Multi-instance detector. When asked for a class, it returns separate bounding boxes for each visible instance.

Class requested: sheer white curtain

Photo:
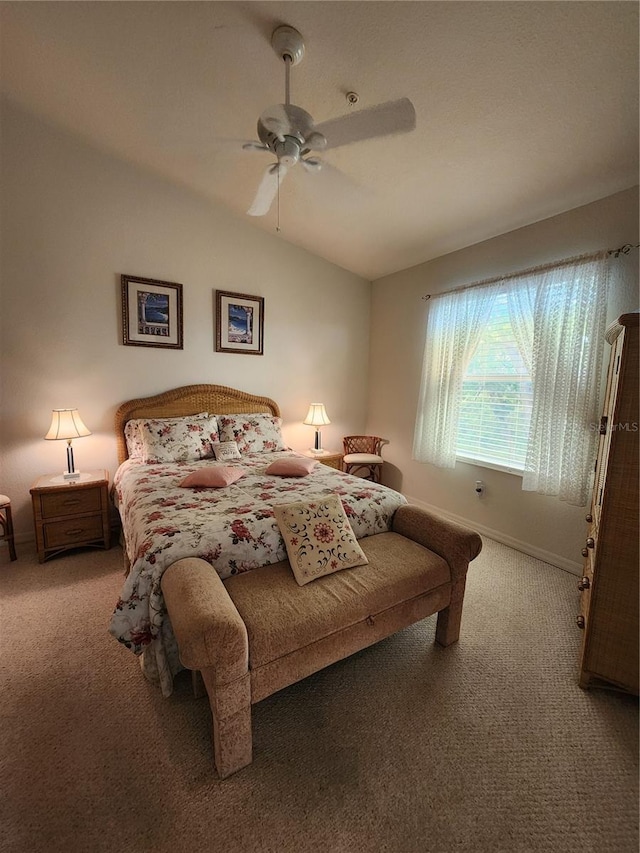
[413,252,609,505]
[506,278,535,371]
[522,255,609,505]
[413,283,499,467]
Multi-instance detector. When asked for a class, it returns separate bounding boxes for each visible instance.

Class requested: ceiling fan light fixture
[273,136,301,167]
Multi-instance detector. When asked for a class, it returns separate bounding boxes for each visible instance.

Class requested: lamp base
[308,448,328,456]
[63,470,81,481]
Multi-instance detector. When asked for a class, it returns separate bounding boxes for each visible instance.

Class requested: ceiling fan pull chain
[276,164,281,232]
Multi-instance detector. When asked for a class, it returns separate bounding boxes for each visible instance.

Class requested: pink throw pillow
[265,457,317,477]
[179,466,245,489]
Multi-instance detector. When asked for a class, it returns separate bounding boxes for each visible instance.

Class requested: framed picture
[121,274,183,349]
[215,290,264,356]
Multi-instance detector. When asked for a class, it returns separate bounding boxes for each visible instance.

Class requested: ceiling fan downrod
[272,25,304,107]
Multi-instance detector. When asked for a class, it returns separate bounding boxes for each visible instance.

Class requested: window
[412,252,609,505]
[456,292,532,471]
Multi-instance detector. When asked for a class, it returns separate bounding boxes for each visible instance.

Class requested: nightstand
[302,450,343,471]
[30,469,111,563]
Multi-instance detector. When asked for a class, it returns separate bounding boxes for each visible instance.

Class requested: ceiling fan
[243,25,417,217]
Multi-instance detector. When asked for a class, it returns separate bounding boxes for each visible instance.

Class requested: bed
[109,384,408,696]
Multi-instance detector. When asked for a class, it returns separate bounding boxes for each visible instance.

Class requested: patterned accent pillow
[212,441,242,461]
[125,413,209,459]
[273,494,368,586]
[217,413,286,454]
[139,415,220,464]
[179,466,245,488]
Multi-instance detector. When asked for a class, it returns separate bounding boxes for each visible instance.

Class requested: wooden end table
[302,450,344,471]
[30,469,111,563]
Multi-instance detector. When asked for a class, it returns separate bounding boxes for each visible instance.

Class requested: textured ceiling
[1,1,638,280]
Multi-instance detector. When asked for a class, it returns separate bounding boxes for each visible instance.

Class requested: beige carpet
[0,537,637,853]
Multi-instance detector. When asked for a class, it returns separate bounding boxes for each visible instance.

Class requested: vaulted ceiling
[1,2,638,279]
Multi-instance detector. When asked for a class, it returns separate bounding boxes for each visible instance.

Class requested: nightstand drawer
[43,514,105,549]
[40,487,102,519]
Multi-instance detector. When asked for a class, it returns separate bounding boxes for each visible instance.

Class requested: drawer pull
[578,576,590,591]
[586,537,595,549]
[65,528,84,536]
[585,513,593,523]
[576,615,585,629]
[581,548,589,558]
[62,499,82,507]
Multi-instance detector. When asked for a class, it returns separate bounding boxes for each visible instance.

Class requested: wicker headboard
[114,384,281,464]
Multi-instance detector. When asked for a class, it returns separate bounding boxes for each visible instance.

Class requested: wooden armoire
[577,311,639,694]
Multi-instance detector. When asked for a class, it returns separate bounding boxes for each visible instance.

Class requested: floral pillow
[139,415,220,464]
[217,413,286,454]
[125,412,209,459]
[124,419,146,459]
[273,494,368,586]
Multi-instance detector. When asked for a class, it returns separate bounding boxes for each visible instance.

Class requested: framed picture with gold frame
[215,290,264,356]
[121,274,183,349]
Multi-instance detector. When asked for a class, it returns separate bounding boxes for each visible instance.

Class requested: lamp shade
[303,403,331,427]
[44,409,92,441]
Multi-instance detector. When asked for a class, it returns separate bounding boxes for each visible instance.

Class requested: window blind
[456,292,532,468]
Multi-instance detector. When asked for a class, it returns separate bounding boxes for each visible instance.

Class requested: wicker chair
[342,436,388,483]
[0,495,17,561]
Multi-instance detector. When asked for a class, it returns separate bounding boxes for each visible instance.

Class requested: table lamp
[303,403,331,453]
[44,408,91,480]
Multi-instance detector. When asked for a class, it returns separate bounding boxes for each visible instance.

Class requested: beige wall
[368,187,639,571]
[2,103,637,570]
[0,104,371,540]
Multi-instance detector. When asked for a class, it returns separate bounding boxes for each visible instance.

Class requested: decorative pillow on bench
[273,494,368,585]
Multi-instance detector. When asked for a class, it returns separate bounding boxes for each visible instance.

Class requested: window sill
[456,454,524,477]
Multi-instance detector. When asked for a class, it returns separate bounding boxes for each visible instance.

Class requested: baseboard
[403,495,582,576]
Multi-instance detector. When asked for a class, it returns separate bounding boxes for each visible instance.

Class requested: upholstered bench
[162,505,482,778]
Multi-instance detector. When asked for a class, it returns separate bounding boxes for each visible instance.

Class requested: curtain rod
[421,244,639,301]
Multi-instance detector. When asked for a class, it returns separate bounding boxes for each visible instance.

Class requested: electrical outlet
[475,480,484,497]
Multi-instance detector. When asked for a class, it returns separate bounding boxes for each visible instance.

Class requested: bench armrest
[161,557,248,684]
[392,505,482,582]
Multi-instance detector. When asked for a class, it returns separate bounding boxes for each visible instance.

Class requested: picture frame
[215,290,264,356]
[121,274,183,349]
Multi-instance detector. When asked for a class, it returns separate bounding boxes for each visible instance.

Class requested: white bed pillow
[217,413,286,454]
[139,415,220,463]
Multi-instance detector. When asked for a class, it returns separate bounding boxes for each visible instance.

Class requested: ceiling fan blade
[242,141,270,152]
[314,98,416,150]
[247,163,288,217]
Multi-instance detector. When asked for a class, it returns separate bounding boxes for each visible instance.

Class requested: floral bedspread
[109,451,407,695]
